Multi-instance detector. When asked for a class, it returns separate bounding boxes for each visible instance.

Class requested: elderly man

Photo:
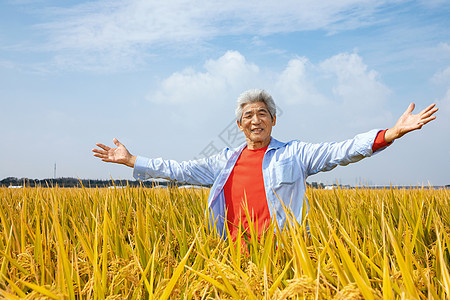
[93,89,438,239]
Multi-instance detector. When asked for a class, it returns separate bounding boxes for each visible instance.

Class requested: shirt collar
[267,137,286,150]
[235,136,286,153]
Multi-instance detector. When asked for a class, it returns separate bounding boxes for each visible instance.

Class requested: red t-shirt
[224,129,390,240]
[224,146,270,240]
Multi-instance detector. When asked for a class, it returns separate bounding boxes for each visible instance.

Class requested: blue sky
[1,0,449,186]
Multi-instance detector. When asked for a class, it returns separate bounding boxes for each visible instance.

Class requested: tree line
[1,177,326,189]
[0,177,179,188]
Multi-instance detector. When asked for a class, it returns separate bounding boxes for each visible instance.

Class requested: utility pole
[54,163,56,179]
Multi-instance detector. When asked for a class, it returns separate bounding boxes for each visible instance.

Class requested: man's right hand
[92,138,136,168]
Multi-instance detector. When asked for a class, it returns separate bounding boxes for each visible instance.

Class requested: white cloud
[275,57,329,105]
[148,51,260,104]
[431,66,450,85]
[273,52,392,131]
[41,0,393,49]
[31,0,397,70]
[319,52,391,111]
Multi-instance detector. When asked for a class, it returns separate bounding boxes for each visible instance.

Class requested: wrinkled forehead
[242,101,269,114]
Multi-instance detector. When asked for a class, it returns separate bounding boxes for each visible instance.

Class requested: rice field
[0,185,449,299]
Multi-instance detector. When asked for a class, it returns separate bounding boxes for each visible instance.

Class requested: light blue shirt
[133,129,389,237]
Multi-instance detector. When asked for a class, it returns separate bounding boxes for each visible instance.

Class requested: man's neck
[246,137,271,150]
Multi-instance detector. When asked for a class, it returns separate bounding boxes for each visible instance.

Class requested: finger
[419,103,436,115]
[418,115,437,126]
[96,143,111,151]
[93,153,108,159]
[92,148,107,155]
[113,138,122,147]
[420,106,438,118]
[405,102,415,115]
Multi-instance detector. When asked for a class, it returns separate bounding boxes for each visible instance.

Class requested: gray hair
[235,89,276,123]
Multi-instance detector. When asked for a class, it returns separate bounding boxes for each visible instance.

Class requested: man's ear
[237,120,244,131]
[272,115,277,126]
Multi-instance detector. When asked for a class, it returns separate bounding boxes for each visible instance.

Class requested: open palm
[385,103,438,142]
[92,138,136,167]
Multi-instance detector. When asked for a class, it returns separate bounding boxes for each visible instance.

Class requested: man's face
[238,101,276,149]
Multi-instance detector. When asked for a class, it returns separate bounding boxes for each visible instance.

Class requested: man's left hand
[384,103,438,143]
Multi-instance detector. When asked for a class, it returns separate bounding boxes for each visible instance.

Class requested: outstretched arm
[93,138,220,185]
[384,103,438,143]
[92,138,136,168]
